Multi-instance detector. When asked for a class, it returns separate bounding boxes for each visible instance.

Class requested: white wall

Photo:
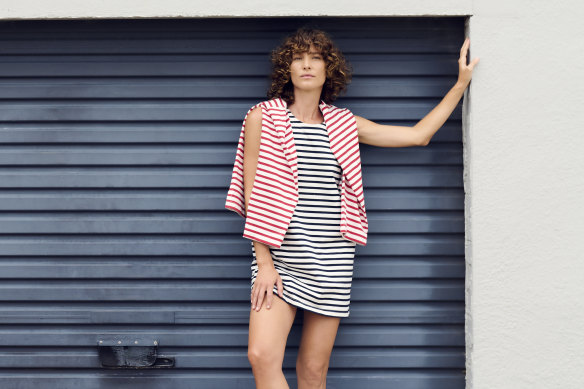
[0,1,471,19]
[466,1,584,388]
[1,1,583,388]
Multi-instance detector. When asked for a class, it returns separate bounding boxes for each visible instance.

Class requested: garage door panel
[0,16,465,388]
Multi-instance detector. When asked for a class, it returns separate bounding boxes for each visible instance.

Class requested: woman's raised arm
[357,37,479,148]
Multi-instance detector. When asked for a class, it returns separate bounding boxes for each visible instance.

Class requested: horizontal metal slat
[0,324,464,346]
[0,235,464,255]
[0,303,464,325]
[0,166,463,187]
[0,347,464,369]
[0,144,461,165]
[0,371,464,389]
[0,188,463,211]
[0,54,457,77]
[0,122,461,143]
[0,100,460,121]
[0,279,464,302]
[0,256,463,279]
[0,212,463,234]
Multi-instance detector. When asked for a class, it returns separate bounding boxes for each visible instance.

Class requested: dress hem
[249,283,350,318]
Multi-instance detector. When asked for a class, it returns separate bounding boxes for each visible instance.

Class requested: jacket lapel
[319,100,350,185]
[270,97,296,194]
[272,97,349,194]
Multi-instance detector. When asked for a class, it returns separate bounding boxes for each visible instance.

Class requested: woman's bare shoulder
[247,105,263,121]
[244,106,263,140]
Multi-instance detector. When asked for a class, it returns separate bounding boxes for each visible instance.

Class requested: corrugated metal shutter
[0,17,465,388]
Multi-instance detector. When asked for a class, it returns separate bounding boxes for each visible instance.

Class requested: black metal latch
[97,336,175,368]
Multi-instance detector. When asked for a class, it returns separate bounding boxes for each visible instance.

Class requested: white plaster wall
[467,1,584,388]
[0,1,471,19]
[1,1,583,388]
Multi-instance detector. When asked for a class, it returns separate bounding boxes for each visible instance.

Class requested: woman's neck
[288,93,323,123]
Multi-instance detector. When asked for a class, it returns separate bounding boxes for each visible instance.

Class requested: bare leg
[296,310,341,389]
[248,293,297,389]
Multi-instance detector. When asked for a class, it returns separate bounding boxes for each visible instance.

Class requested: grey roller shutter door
[0,17,465,388]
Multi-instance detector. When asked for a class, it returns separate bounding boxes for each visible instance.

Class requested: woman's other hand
[251,263,284,312]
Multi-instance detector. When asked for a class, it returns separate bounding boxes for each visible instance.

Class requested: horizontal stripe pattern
[225,100,297,248]
[225,97,368,249]
[251,110,357,317]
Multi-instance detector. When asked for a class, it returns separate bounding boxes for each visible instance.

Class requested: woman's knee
[296,357,328,384]
[248,345,283,370]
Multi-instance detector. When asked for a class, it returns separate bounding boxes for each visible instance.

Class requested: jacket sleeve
[241,103,296,249]
[224,102,263,218]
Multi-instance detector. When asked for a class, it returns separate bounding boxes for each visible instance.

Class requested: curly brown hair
[266,26,353,106]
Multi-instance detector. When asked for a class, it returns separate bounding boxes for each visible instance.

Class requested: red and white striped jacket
[225,97,368,249]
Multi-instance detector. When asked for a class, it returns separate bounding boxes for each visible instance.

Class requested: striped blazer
[225,97,368,249]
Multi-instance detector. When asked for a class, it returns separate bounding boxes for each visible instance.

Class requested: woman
[227,27,479,389]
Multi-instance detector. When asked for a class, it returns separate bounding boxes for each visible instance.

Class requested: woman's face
[289,44,326,93]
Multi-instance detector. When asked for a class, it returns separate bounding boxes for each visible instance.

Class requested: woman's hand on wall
[457,37,480,88]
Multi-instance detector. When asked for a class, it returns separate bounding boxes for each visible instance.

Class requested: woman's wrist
[257,256,274,268]
[455,79,469,90]
[257,262,274,269]
[252,240,273,267]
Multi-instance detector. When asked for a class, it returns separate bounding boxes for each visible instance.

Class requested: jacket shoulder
[245,99,275,113]
[327,102,351,114]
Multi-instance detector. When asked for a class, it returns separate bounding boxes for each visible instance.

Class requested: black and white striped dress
[250,108,357,318]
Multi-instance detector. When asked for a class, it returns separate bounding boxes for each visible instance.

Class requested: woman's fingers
[251,284,261,310]
[251,268,282,312]
[255,287,265,312]
[460,37,469,57]
[251,283,265,312]
[251,286,257,309]
[278,276,284,298]
[469,56,480,70]
[456,37,480,86]
[265,288,273,309]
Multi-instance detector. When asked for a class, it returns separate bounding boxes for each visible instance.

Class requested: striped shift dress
[250,108,357,318]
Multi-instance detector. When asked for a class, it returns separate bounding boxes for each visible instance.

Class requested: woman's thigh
[297,310,341,367]
[248,293,298,362]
